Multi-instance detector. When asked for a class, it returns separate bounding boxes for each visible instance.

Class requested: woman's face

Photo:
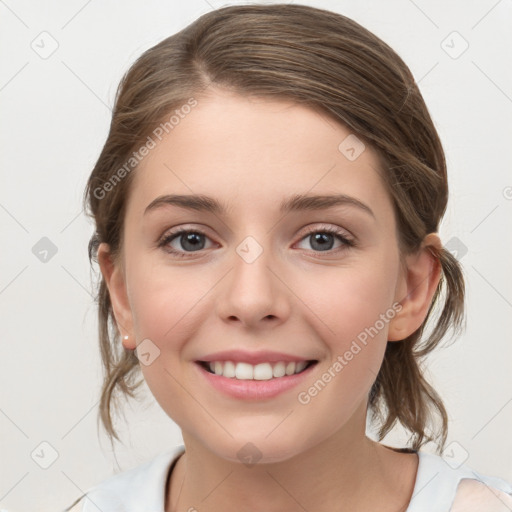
[101,89,419,463]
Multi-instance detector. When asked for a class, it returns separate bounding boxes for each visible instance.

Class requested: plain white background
[1,1,511,510]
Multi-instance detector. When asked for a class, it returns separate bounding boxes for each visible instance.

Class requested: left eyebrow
[280,193,375,218]
[144,193,375,219]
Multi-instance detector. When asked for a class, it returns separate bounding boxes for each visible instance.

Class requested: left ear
[388,233,442,342]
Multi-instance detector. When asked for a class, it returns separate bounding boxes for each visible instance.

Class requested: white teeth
[253,363,273,380]
[235,362,253,380]
[204,360,311,379]
[285,362,295,375]
[272,362,286,378]
[223,360,236,378]
[295,361,307,373]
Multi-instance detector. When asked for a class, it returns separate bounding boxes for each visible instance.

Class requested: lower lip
[195,362,317,400]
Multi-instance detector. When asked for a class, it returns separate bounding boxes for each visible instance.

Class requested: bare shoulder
[450,478,512,512]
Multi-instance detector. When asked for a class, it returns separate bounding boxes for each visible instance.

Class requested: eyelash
[157,225,355,259]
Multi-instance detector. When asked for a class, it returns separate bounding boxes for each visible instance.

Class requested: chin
[203,432,316,467]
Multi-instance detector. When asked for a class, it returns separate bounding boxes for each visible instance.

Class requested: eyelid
[299,223,353,240]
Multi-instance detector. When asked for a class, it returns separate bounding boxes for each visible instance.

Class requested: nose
[216,238,291,329]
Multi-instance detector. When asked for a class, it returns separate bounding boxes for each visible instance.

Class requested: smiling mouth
[197,360,318,380]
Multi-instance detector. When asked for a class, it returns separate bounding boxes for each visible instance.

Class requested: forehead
[127,90,392,222]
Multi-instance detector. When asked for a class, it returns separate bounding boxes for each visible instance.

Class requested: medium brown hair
[84,3,465,454]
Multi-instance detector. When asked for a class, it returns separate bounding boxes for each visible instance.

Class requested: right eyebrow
[144,194,227,216]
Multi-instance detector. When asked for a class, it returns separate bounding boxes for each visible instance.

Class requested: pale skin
[98,88,442,512]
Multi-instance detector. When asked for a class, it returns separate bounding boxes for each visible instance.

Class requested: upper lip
[196,349,316,365]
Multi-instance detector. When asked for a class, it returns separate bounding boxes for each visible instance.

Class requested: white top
[67,444,512,512]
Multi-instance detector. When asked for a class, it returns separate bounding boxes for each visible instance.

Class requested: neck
[166,406,418,512]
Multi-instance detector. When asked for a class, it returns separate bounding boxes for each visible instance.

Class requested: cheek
[297,260,398,350]
[126,250,206,339]
[292,254,399,403]
[128,245,399,362]
[290,265,397,435]
[125,263,211,421]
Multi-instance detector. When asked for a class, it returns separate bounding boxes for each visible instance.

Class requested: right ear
[97,242,136,350]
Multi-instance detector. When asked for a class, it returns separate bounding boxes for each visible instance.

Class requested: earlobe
[388,233,442,342]
[97,242,136,350]
[122,334,134,350]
